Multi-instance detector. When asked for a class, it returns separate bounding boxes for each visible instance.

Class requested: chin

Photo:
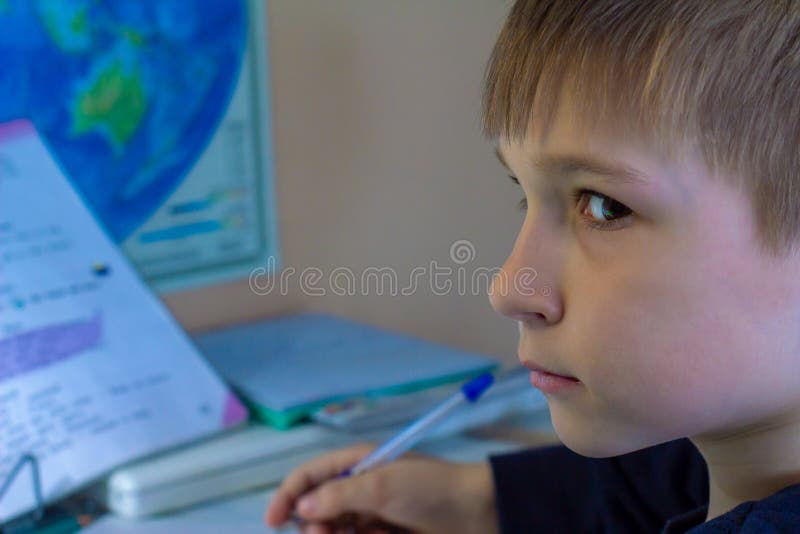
[556,430,631,458]
[547,404,663,458]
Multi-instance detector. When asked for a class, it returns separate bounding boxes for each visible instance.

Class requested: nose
[489,215,563,325]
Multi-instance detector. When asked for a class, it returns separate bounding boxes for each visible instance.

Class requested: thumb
[295,471,391,522]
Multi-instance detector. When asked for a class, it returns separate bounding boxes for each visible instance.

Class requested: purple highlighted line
[0,314,103,383]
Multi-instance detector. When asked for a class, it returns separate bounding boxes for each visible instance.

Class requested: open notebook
[0,120,247,523]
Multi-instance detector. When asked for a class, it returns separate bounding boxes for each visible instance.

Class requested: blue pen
[341,371,495,477]
[287,372,494,529]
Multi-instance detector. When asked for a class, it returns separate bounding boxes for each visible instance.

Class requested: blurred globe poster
[0,0,279,290]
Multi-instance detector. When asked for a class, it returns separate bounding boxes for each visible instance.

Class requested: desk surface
[85,412,558,533]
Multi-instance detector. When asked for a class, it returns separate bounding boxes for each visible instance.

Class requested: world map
[0,0,247,242]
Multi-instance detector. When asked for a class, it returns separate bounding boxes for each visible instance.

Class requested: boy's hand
[264,443,499,534]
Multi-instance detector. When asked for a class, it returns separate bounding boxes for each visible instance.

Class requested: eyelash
[510,176,633,231]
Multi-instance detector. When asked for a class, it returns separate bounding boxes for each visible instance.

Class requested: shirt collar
[661,504,708,533]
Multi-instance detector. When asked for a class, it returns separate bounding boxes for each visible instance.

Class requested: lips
[519,357,579,382]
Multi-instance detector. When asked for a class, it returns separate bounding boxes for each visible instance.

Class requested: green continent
[122,27,145,47]
[73,62,147,146]
[70,8,86,34]
[36,1,92,52]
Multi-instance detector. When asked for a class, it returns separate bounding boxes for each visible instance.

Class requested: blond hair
[483,0,800,254]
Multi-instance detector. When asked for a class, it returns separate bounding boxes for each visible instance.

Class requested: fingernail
[297,495,315,515]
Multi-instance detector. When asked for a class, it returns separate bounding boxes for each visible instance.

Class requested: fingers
[295,468,392,523]
[265,444,375,527]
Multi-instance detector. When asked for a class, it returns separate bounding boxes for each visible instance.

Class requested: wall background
[164,0,522,365]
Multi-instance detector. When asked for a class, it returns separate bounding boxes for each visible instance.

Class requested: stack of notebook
[194,313,499,429]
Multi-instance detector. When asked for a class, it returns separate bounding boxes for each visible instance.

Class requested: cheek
[549,172,800,451]
[563,249,790,436]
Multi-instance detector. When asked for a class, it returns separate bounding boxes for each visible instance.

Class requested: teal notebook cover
[193,313,499,429]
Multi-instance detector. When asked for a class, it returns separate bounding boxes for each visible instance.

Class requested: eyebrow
[495,147,648,185]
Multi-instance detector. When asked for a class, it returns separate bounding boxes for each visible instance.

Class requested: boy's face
[491,99,800,457]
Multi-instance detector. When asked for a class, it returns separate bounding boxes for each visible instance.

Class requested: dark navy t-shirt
[489,439,800,533]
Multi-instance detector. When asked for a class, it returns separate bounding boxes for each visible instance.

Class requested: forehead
[500,94,699,183]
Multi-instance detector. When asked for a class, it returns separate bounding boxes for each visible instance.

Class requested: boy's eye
[508,175,528,212]
[508,177,632,231]
[575,190,632,230]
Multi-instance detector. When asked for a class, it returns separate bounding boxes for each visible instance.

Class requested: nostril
[511,311,547,323]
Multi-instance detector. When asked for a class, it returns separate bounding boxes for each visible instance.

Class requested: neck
[691,408,800,521]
